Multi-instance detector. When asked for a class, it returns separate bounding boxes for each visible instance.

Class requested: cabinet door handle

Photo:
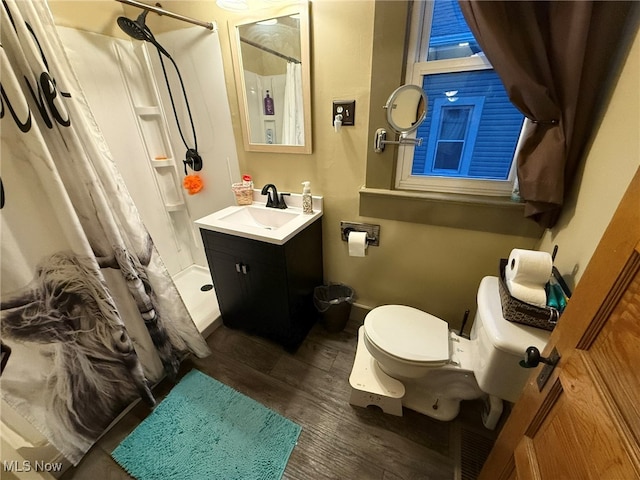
[241,264,248,275]
[235,263,242,273]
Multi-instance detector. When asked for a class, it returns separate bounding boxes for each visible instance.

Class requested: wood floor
[60,315,499,480]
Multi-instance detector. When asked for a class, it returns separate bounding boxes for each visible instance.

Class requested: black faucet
[260,184,289,209]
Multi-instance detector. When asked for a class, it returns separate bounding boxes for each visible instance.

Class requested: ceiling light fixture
[216,0,248,12]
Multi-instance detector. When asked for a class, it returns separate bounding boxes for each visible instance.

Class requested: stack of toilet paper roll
[505,249,553,307]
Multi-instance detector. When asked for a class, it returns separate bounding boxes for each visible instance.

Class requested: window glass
[440,107,470,140]
[428,0,481,61]
[434,142,464,171]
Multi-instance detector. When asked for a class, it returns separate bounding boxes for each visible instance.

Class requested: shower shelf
[115,41,196,271]
[151,159,175,168]
[165,203,186,212]
[135,106,161,116]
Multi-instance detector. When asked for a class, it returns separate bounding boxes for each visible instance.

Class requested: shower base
[172,264,221,338]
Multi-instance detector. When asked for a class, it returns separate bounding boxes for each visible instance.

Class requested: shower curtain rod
[240,37,300,64]
[114,0,215,31]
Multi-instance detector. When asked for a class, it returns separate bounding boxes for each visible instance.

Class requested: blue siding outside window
[411,70,524,180]
[428,0,480,60]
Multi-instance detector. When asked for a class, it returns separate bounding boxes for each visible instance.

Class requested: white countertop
[195,191,323,245]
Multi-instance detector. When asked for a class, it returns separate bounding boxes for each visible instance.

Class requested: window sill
[359,187,544,238]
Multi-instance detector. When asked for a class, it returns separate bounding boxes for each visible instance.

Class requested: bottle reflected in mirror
[264,90,274,115]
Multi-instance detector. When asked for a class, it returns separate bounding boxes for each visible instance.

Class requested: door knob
[519,346,559,368]
[519,346,561,391]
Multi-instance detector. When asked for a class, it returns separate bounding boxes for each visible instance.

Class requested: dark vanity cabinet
[200,218,323,350]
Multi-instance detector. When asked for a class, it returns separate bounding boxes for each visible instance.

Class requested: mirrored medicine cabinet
[228,1,312,154]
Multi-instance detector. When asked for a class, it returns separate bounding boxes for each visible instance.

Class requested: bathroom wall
[48,0,639,330]
[537,26,640,290]
[49,0,127,39]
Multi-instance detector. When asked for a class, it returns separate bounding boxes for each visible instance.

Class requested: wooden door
[480,168,640,480]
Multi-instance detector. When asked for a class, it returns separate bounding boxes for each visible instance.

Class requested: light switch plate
[333,100,355,126]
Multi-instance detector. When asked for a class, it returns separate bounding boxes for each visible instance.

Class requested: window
[424,96,483,176]
[396,0,525,196]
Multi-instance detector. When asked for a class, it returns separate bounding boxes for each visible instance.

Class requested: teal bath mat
[112,370,301,480]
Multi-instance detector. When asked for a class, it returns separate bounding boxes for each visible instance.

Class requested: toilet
[349,276,551,429]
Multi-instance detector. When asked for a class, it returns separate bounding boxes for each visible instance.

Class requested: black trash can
[313,284,354,333]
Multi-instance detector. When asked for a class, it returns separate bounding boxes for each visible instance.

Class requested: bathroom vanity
[196,195,323,350]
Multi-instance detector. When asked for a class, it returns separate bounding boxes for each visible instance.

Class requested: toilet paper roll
[505,249,553,286]
[506,278,548,307]
[348,231,368,257]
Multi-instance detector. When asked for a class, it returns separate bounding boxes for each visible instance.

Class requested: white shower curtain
[0,0,209,464]
[281,62,304,145]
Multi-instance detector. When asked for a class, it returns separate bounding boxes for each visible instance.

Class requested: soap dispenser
[301,181,313,214]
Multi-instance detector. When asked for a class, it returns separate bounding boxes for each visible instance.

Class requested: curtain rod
[114,0,215,31]
[240,37,300,64]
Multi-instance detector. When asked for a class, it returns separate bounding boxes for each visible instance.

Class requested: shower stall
[1,10,239,475]
[58,24,240,336]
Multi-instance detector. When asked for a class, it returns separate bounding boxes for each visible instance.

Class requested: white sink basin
[219,206,298,230]
[195,195,323,245]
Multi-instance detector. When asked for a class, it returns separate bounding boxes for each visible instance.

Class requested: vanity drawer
[200,229,283,267]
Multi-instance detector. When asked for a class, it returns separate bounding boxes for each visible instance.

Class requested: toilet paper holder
[340,221,380,246]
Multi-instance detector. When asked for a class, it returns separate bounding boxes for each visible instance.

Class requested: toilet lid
[364,305,449,364]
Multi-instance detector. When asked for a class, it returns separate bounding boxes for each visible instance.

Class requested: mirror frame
[385,84,427,134]
[228,2,312,154]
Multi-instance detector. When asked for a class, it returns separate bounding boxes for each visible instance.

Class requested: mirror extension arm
[373,128,422,153]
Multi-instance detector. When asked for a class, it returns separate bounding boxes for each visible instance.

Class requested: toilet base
[402,382,462,421]
[481,394,504,430]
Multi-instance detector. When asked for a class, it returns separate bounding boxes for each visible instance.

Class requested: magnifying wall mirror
[229,2,312,154]
[374,84,428,153]
[386,84,427,133]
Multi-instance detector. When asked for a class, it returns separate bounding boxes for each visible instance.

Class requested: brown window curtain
[458,1,639,228]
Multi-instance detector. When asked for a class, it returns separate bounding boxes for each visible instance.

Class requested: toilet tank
[470,276,551,403]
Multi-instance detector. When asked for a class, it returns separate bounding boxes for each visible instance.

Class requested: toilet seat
[364,305,450,366]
